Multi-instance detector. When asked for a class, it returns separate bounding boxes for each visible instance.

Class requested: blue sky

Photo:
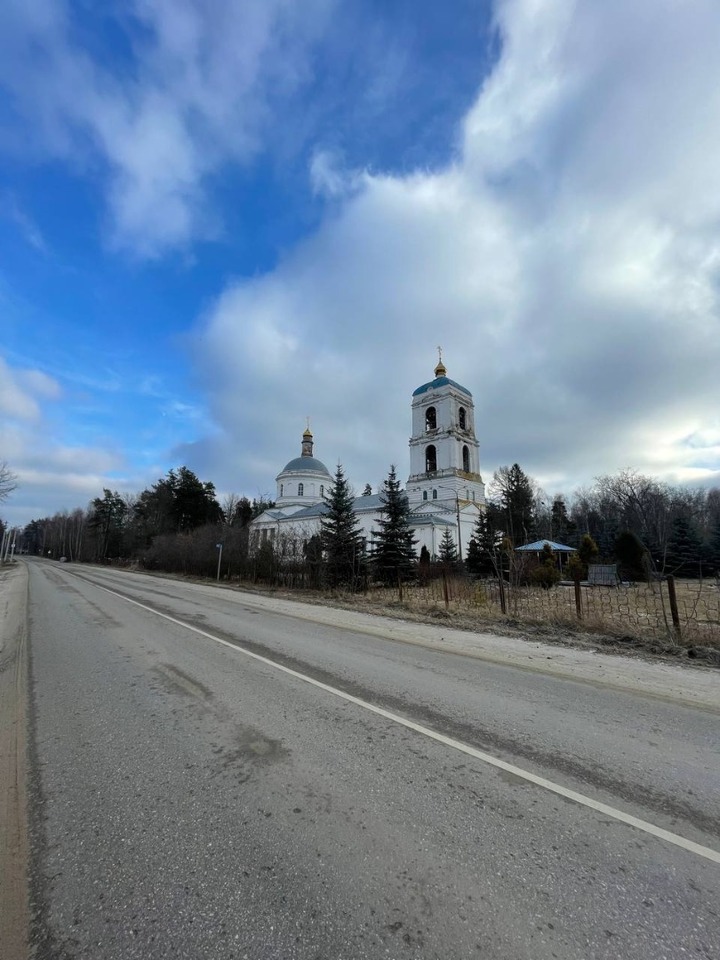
[1,0,720,526]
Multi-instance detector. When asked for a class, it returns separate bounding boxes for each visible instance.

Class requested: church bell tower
[406,353,485,508]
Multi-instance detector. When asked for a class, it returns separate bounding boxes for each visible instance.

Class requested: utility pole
[438,485,463,563]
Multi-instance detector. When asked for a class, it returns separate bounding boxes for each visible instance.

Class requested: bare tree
[0,462,17,503]
[221,492,240,526]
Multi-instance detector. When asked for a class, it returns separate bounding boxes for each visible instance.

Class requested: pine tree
[371,465,417,585]
[88,489,127,560]
[132,466,222,542]
[321,464,364,589]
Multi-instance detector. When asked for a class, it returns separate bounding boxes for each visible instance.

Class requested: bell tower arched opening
[425,445,437,473]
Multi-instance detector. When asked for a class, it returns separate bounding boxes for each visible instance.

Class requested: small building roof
[515,539,577,553]
[410,513,455,527]
[352,493,384,511]
[290,502,330,519]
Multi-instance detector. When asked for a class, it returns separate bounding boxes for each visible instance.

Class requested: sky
[1,0,720,527]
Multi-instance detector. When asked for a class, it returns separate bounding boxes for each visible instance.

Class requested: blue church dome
[413,356,472,397]
[280,456,331,476]
[412,375,471,397]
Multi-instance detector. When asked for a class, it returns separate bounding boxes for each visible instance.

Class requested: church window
[425,444,437,472]
[280,484,284,497]
[298,483,304,496]
[320,485,324,497]
[432,489,438,500]
[459,407,467,430]
[462,445,470,472]
[425,406,437,431]
[423,490,428,501]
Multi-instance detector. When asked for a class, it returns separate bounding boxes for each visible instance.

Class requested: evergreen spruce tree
[614,530,648,581]
[321,464,364,589]
[530,543,561,589]
[465,510,500,578]
[578,533,599,570]
[304,534,324,589]
[371,465,417,585]
[550,496,575,545]
[418,544,431,583]
[438,528,458,567]
[493,464,536,545]
[705,516,720,575]
[665,515,703,577]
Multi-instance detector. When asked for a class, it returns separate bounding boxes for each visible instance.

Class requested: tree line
[465,464,720,581]
[14,462,420,588]
[11,460,720,586]
[18,467,272,578]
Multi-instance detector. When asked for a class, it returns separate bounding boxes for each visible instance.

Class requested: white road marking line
[92,578,720,865]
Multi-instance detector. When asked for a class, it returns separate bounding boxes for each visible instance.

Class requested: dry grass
[131,561,720,662]
[377,576,720,652]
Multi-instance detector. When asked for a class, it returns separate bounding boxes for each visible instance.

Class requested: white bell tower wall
[406,363,486,508]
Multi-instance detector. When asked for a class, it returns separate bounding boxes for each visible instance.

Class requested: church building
[250,357,486,560]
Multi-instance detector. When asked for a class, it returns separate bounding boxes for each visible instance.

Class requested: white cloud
[17,368,62,400]
[192,0,720,500]
[309,149,365,199]
[0,357,60,421]
[0,356,137,525]
[0,193,48,252]
[0,0,335,256]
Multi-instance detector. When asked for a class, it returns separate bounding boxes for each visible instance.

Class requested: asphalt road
[21,559,720,958]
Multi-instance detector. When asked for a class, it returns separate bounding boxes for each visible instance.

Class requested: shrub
[530,562,561,589]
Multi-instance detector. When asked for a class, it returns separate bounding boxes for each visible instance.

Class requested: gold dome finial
[435,345,446,377]
[301,418,314,457]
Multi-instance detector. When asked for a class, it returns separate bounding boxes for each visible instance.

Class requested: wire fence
[370,575,720,649]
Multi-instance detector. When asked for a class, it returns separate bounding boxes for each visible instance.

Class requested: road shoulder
[0,562,30,960]
[214,583,720,713]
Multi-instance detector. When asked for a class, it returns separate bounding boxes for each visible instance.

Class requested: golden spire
[434,345,447,377]
[301,418,314,457]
